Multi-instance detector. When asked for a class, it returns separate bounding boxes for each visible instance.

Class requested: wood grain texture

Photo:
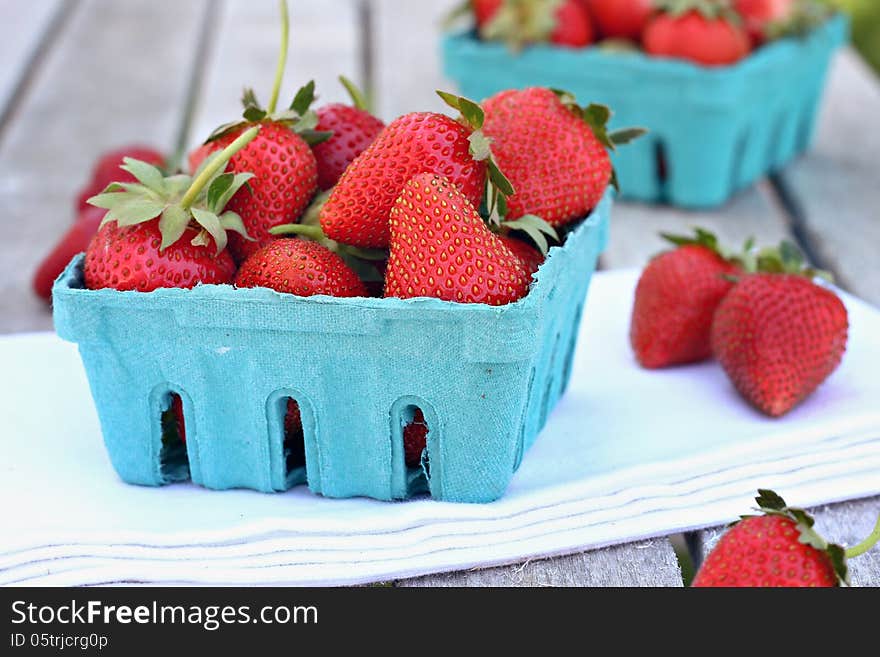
[0,0,64,125]
[187,0,360,149]
[699,496,880,586]
[778,50,880,305]
[397,539,683,587]
[0,0,208,334]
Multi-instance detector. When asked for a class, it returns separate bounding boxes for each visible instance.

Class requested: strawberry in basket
[644,1,751,66]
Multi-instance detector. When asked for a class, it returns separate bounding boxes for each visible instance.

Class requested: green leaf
[241,87,261,111]
[468,131,492,162]
[436,91,484,129]
[110,198,166,226]
[609,127,648,146]
[339,75,369,111]
[756,489,787,511]
[298,129,334,146]
[487,159,514,196]
[289,79,316,116]
[190,229,211,248]
[191,207,227,254]
[441,0,473,29]
[291,109,320,133]
[206,119,248,143]
[165,174,194,199]
[120,157,166,194]
[826,544,850,586]
[584,103,612,131]
[158,205,190,251]
[215,172,253,211]
[780,240,805,271]
[218,211,252,240]
[206,173,234,211]
[243,106,267,122]
[87,192,127,210]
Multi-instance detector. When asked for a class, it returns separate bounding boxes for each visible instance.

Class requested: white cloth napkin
[2,270,878,586]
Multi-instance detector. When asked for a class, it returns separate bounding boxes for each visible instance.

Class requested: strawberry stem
[180,126,260,209]
[266,0,290,115]
[269,222,325,240]
[845,513,880,559]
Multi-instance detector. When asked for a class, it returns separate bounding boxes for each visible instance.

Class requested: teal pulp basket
[52,191,612,503]
[442,16,847,208]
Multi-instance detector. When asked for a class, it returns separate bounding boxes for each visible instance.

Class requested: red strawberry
[33,205,107,301]
[201,122,317,262]
[319,110,487,248]
[499,235,544,276]
[171,395,186,445]
[235,239,368,298]
[630,229,741,369]
[85,221,236,292]
[312,77,385,191]
[643,3,751,66]
[482,87,632,227]
[404,409,428,468]
[481,0,594,48]
[385,174,530,305]
[692,490,869,587]
[76,145,165,212]
[85,127,260,292]
[584,0,655,40]
[711,270,848,417]
[473,0,502,27]
[735,0,794,43]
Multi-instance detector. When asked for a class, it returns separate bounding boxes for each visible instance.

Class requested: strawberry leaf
[218,211,252,240]
[158,205,190,251]
[191,208,226,254]
[120,157,166,194]
[109,198,165,226]
[289,80,317,116]
[436,90,485,130]
[609,127,648,146]
[207,173,234,211]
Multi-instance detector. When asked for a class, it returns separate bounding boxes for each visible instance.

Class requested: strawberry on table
[693,490,880,587]
[235,239,368,298]
[630,228,742,369]
[481,87,643,227]
[319,92,510,249]
[385,173,530,305]
[643,1,751,66]
[711,242,848,417]
[84,126,260,292]
[312,76,386,191]
[190,1,319,262]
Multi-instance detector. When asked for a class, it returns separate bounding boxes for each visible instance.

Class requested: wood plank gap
[169,0,223,171]
[357,0,375,105]
[0,0,80,150]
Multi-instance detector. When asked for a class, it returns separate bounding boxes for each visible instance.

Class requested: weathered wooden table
[1,0,877,586]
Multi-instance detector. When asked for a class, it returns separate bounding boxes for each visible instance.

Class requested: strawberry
[76,145,165,213]
[711,245,848,417]
[481,87,642,227]
[312,77,385,191]
[404,409,428,468]
[693,490,880,587]
[472,0,503,28]
[480,0,595,48]
[584,0,655,40]
[85,127,260,292]
[234,238,368,298]
[630,229,741,369]
[385,173,530,305]
[499,235,544,276]
[33,205,107,301]
[643,2,751,66]
[319,92,509,249]
[735,0,829,44]
[190,3,321,262]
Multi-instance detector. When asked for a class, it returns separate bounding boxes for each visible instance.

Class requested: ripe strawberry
[190,4,321,262]
[33,205,107,301]
[481,0,594,48]
[735,0,795,43]
[404,409,428,468]
[472,0,503,28]
[312,78,385,191]
[482,87,640,227]
[499,235,544,276]
[643,3,751,66]
[630,229,741,369]
[85,127,260,292]
[319,92,506,249]
[385,174,530,305]
[76,145,165,212]
[584,0,655,40]
[235,239,368,298]
[711,269,848,417]
[692,490,872,587]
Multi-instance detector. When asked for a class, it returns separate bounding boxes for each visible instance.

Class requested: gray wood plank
[398,539,683,587]
[0,0,209,334]
[778,49,880,306]
[0,0,64,124]
[699,497,880,586]
[188,0,359,148]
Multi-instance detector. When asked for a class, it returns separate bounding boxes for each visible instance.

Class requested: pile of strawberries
[463,0,831,66]
[629,228,849,417]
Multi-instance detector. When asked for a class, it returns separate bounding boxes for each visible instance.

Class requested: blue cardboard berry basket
[52,191,612,504]
[442,16,847,208]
